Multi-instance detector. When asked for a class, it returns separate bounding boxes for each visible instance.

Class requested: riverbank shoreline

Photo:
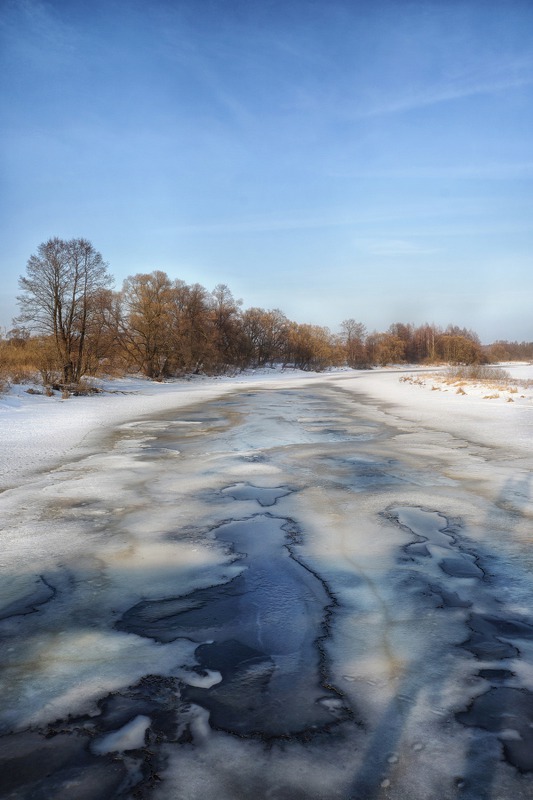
[2,364,532,491]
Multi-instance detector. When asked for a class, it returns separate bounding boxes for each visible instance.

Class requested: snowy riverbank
[0,371,316,491]
[1,365,532,491]
[0,365,533,489]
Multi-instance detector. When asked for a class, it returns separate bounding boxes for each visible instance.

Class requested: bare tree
[286,323,343,371]
[169,281,216,374]
[119,271,175,379]
[436,334,482,365]
[211,284,244,370]
[16,238,113,383]
[365,331,405,366]
[241,307,289,367]
[340,319,368,368]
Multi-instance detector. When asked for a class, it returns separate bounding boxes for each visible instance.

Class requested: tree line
[2,237,531,386]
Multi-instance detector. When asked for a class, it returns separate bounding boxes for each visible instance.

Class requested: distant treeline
[484,340,533,362]
[2,238,531,386]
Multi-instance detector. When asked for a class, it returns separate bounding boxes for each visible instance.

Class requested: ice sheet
[1,368,533,799]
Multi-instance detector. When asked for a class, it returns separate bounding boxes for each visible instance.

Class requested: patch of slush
[0,630,199,732]
[0,575,55,619]
[91,714,151,754]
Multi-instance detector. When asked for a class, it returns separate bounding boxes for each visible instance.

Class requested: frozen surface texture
[1,369,533,798]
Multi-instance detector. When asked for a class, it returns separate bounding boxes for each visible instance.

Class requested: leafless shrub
[50,379,102,397]
[70,380,102,396]
[446,365,511,382]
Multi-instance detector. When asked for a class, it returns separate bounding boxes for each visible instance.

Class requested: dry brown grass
[441,365,533,399]
[0,337,109,394]
[399,375,426,387]
[446,365,511,382]
[0,348,40,386]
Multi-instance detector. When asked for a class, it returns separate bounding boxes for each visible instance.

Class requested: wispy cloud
[157,17,258,127]
[326,162,533,181]
[1,0,76,56]
[356,58,533,118]
[161,213,357,235]
[158,202,533,239]
[356,239,439,257]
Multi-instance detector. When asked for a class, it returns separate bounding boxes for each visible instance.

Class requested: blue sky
[1,0,532,342]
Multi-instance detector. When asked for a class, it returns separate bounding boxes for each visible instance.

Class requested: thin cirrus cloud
[166,214,358,236]
[355,58,533,119]
[2,0,77,63]
[324,161,533,181]
[356,239,440,257]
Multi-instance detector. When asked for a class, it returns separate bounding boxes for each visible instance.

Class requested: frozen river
[1,379,533,799]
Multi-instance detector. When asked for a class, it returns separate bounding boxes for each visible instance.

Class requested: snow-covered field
[1,366,533,799]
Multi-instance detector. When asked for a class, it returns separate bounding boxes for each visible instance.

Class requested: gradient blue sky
[1,0,532,342]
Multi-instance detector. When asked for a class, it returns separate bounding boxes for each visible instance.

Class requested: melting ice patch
[118,514,350,737]
[0,629,200,732]
[220,482,293,506]
[91,714,151,754]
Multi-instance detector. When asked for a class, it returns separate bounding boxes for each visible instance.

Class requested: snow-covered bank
[328,364,533,458]
[0,371,319,491]
[2,365,532,490]
[1,377,230,490]
[0,365,533,490]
